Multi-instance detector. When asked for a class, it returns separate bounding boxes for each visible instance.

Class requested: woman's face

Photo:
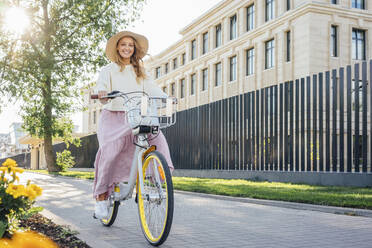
[117,36,135,59]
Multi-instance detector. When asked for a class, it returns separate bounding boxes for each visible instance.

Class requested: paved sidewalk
[23,172,372,248]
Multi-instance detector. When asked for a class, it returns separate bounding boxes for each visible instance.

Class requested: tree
[0,0,145,172]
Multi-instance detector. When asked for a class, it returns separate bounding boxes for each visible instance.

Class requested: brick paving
[22,172,372,248]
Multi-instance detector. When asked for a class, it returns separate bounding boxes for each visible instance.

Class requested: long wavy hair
[114,36,146,84]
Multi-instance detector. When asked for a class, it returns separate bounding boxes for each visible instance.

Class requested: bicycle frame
[115,133,159,202]
[92,91,176,202]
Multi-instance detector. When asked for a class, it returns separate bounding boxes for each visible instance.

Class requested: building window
[286,31,291,62]
[162,86,167,93]
[182,53,186,65]
[190,74,196,95]
[352,29,366,60]
[331,25,338,57]
[180,78,185,98]
[246,48,254,76]
[155,67,161,79]
[191,39,196,60]
[215,62,222,86]
[229,56,237,81]
[93,111,96,124]
[352,0,365,9]
[246,4,254,32]
[165,63,169,74]
[171,83,175,96]
[230,14,237,40]
[266,0,275,22]
[215,24,222,48]
[203,32,209,54]
[287,0,291,10]
[265,39,275,69]
[173,57,178,69]
[332,0,337,4]
[202,68,208,91]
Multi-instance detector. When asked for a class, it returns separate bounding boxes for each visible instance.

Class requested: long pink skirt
[93,109,174,199]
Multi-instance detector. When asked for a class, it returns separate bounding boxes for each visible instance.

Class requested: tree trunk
[43,87,59,172]
[44,134,59,172]
[42,0,59,172]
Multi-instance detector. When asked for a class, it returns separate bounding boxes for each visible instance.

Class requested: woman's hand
[98,91,109,104]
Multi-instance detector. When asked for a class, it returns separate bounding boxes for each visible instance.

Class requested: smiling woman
[3,7,30,35]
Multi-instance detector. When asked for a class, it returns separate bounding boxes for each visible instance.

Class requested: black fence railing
[163,60,372,174]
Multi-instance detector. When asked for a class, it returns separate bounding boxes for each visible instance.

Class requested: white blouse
[94,63,167,111]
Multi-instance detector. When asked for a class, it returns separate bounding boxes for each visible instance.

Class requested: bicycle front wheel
[137,150,174,246]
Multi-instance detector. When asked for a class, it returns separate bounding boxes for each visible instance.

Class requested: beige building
[147,0,372,111]
[83,0,372,133]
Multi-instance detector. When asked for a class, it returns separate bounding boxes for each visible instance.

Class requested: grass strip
[27,170,372,210]
[172,177,372,210]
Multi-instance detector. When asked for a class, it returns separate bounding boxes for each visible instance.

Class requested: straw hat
[105,30,149,61]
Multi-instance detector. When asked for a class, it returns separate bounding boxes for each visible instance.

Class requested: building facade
[83,0,372,133]
[146,0,372,111]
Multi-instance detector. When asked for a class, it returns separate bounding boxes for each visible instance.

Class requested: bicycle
[91,90,177,246]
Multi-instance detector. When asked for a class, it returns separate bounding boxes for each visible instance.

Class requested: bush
[56,150,75,172]
[0,158,43,238]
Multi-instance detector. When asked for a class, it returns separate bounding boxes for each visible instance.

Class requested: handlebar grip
[91,94,98,99]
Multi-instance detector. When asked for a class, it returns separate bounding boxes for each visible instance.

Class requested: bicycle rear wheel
[137,150,174,246]
[100,197,120,226]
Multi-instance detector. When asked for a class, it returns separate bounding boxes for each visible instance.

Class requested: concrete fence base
[172,169,372,187]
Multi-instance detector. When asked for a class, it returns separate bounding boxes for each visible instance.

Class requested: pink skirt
[93,109,174,199]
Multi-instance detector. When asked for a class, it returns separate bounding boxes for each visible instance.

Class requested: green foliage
[0,221,6,239]
[56,150,75,172]
[0,0,145,171]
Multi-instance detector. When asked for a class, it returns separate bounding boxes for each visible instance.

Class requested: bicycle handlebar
[90,91,122,99]
[90,91,177,104]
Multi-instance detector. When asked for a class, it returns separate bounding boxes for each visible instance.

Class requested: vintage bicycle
[91,90,177,246]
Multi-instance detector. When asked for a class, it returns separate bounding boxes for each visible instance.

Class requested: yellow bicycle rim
[138,155,168,242]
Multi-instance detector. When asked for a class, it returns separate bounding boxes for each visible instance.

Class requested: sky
[0,0,220,134]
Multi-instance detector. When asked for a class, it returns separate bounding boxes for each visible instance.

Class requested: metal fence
[163,60,372,174]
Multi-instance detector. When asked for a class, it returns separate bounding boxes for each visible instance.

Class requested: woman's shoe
[93,200,109,219]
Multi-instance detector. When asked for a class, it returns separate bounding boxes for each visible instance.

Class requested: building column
[208,64,213,103]
[238,6,245,37]
[223,17,229,45]
[238,48,245,94]
[223,57,228,99]
[256,42,264,90]
[209,25,215,52]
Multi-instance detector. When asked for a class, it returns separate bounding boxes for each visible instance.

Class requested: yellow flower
[24,186,37,201]
[0,167,7,173]
[30,184,43,197]
[2,158,17,168]
[0,231,58,248]
[6,183,25,199]
[11,167,24,174]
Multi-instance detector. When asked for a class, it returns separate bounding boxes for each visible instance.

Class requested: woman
[93,31,174,219]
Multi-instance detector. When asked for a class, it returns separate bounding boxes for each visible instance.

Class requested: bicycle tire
[137,150,174,246]
[100,200,120,227]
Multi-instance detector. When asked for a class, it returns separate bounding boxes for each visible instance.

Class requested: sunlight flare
[3,7,30,35]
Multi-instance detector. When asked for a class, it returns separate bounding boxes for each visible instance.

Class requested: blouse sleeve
[143,70,167,97]
[94,65,110,93]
